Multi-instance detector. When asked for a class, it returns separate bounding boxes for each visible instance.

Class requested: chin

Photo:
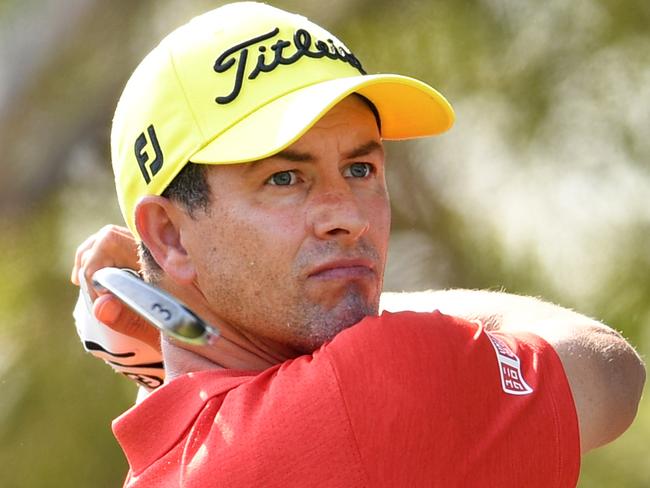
[292,290,379,353]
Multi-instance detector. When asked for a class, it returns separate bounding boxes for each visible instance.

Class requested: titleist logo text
[213,27,366,104]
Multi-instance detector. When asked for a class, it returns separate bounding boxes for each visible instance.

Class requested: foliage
[0,0,647,486]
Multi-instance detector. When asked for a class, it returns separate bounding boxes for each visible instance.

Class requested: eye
[266,170,298,186]
[344,162,374,178]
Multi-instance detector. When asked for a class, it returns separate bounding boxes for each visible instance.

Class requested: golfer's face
[183,95,390,353]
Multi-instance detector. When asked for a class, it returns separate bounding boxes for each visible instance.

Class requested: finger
[72,224,133,285]
[71,233,100,284]
[81,225,139,288]
[93,294,161,353]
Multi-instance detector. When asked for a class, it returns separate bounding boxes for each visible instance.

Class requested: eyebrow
[273,140,384,163]
[343,140,384,160]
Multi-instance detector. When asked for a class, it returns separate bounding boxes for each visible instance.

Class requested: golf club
[92,267,220,346]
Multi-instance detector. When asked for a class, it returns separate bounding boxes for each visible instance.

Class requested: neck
[161,324,293,381]
[158,278,304,380]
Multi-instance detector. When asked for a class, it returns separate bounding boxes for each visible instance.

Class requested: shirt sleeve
[322,310,580,487]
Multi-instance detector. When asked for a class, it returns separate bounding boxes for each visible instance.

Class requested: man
[72,3,644,486]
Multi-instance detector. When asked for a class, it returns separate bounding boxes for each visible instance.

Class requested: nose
[309,188,370,245]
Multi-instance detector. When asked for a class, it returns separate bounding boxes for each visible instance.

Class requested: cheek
[366,189,391,248]
[189,204,304,290]
[238,201,306,256]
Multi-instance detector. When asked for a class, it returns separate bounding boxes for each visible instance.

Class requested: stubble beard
[286,282,380,353]
[284,239,385,353]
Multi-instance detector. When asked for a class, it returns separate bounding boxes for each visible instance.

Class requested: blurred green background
[0,0,648,486]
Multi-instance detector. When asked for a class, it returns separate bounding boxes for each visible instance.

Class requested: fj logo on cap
[134,124,164,184]
[213,27,366,104]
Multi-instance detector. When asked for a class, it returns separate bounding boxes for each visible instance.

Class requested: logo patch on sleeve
[486,333,533,395]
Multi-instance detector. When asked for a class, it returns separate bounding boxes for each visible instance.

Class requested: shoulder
[322,310,573,417]
[320,311,580,485]
[326,310,497,366]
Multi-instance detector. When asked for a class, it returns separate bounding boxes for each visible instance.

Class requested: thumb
[93,294,161,353]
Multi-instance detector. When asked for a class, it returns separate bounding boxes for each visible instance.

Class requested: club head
[92,267,220,346]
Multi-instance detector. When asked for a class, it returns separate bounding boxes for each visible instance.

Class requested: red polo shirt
[113,311,580,487]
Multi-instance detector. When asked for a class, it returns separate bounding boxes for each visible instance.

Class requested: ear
[134,196,196,284]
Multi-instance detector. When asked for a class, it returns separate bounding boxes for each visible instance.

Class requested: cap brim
[191,74,454,165]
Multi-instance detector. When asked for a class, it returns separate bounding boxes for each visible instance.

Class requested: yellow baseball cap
[111,2,455,238]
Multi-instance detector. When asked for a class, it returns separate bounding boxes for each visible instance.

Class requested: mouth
[307,258,376,281]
